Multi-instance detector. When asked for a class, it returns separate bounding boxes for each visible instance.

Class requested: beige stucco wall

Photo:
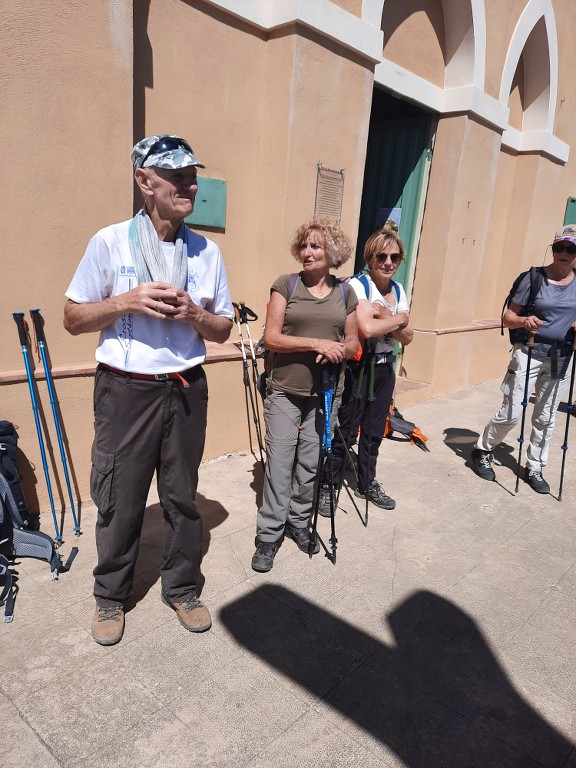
[1,0,133,513]
[382,0,446,86]
[140,4,374,319]
[1,1,375,513]
[483,0,530,100]
[3,0,576,513]
[397,0,576,403]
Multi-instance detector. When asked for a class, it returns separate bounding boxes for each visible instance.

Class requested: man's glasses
[374,251,403,264]
[552,242,576,255]
[139,137,194,168]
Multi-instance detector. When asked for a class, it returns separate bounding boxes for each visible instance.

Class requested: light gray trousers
[257,389,335,543]
[476,345,571,471]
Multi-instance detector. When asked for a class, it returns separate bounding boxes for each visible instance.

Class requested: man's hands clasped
[126,281,202,323]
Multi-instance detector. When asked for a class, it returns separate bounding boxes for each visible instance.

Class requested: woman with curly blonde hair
[251,218,359,572]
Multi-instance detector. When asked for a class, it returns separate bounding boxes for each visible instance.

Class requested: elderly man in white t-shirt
[64,135,234,645]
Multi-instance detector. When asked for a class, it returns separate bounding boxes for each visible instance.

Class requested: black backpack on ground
[0,421,34,528]
[501,267,546,345]
[0,423,72,622]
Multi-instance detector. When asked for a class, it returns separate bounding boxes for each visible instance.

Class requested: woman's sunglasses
[552,242,576,255]
[374,251,403,264]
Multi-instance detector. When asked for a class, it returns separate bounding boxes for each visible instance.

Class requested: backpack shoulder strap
[390,279,401,302]
[337,278,351,304]
[526,266,546,307]
[501,268,531,336]
[352,273,370,300]
[287,273,300,302]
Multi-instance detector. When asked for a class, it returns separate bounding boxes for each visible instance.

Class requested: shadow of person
[127,491,228,609]
[17,449,41,531]
[250,459,265,510]
[443,427,517,475]
[220,586,574,768]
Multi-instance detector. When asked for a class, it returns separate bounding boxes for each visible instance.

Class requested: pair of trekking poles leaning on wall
[245,220,576,575]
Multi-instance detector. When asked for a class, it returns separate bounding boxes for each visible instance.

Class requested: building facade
[1,0,575,510]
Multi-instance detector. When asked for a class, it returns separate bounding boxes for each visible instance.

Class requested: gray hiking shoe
[355,480,396,510]
[318,484,336,518]
[251,541,278,572]
[525,467,550,494]
[285,524,320,554]
[91,605,125,646]
[471,448,496,481]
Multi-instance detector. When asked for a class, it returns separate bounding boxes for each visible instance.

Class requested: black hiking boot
[471,448,495,481]
[251,541,278,572]
[285,524,320,554]
[355,480,396,510]
[318,484,336,518]
[524,467,550,494]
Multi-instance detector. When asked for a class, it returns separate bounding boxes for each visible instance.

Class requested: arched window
[499,0,567,160]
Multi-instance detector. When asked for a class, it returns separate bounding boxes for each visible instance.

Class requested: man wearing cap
[471,224,576,493]
[64,134,234,645]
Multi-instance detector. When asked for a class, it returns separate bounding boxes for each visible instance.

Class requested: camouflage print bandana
[132,134,205,170]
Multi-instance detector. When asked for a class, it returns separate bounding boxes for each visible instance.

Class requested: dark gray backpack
[0,473,64,622]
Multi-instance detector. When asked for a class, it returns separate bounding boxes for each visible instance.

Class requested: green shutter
[564,197,576,225]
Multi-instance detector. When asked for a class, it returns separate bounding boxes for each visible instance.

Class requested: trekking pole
[558,335,576,501]
[235,302,262,399]
[233,303,265,466]
[12,313,62,544]
[332,353,369,526]
[362,343,376,526]
[30,309,81,535]
[515,334,535,494]
[309,364,339,564]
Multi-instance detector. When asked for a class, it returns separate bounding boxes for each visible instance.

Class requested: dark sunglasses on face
[552,242,576,255]
[374,251,403,264]
[139,137,194,168]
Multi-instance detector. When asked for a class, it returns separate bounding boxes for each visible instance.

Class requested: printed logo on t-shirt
[188,272,199,291]
[119,266,136,276]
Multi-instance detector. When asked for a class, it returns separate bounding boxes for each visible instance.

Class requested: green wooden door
[356,97,436,300]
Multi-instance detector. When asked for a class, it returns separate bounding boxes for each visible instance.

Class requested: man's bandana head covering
[553,225,576,245]
[132,134,205,170]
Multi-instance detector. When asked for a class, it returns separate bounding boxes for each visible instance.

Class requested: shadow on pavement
[220,585,574,768]
[129,492,228,607]
[443,427,517,475]
[250,459,265,510]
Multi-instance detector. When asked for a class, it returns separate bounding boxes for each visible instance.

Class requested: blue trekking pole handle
[12,312,62,543]
[30,309,81,535]
[321,365,337,453]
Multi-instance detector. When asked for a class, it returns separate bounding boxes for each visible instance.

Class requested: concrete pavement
[1,379,575,767]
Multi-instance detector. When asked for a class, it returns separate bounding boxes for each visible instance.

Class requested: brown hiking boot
[161,592,212,632]
[91,605,125,646]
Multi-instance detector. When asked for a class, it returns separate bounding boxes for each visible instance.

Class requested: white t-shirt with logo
[66,220,234,373]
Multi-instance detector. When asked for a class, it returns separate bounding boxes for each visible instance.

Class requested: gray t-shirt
[513,270,576,354]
